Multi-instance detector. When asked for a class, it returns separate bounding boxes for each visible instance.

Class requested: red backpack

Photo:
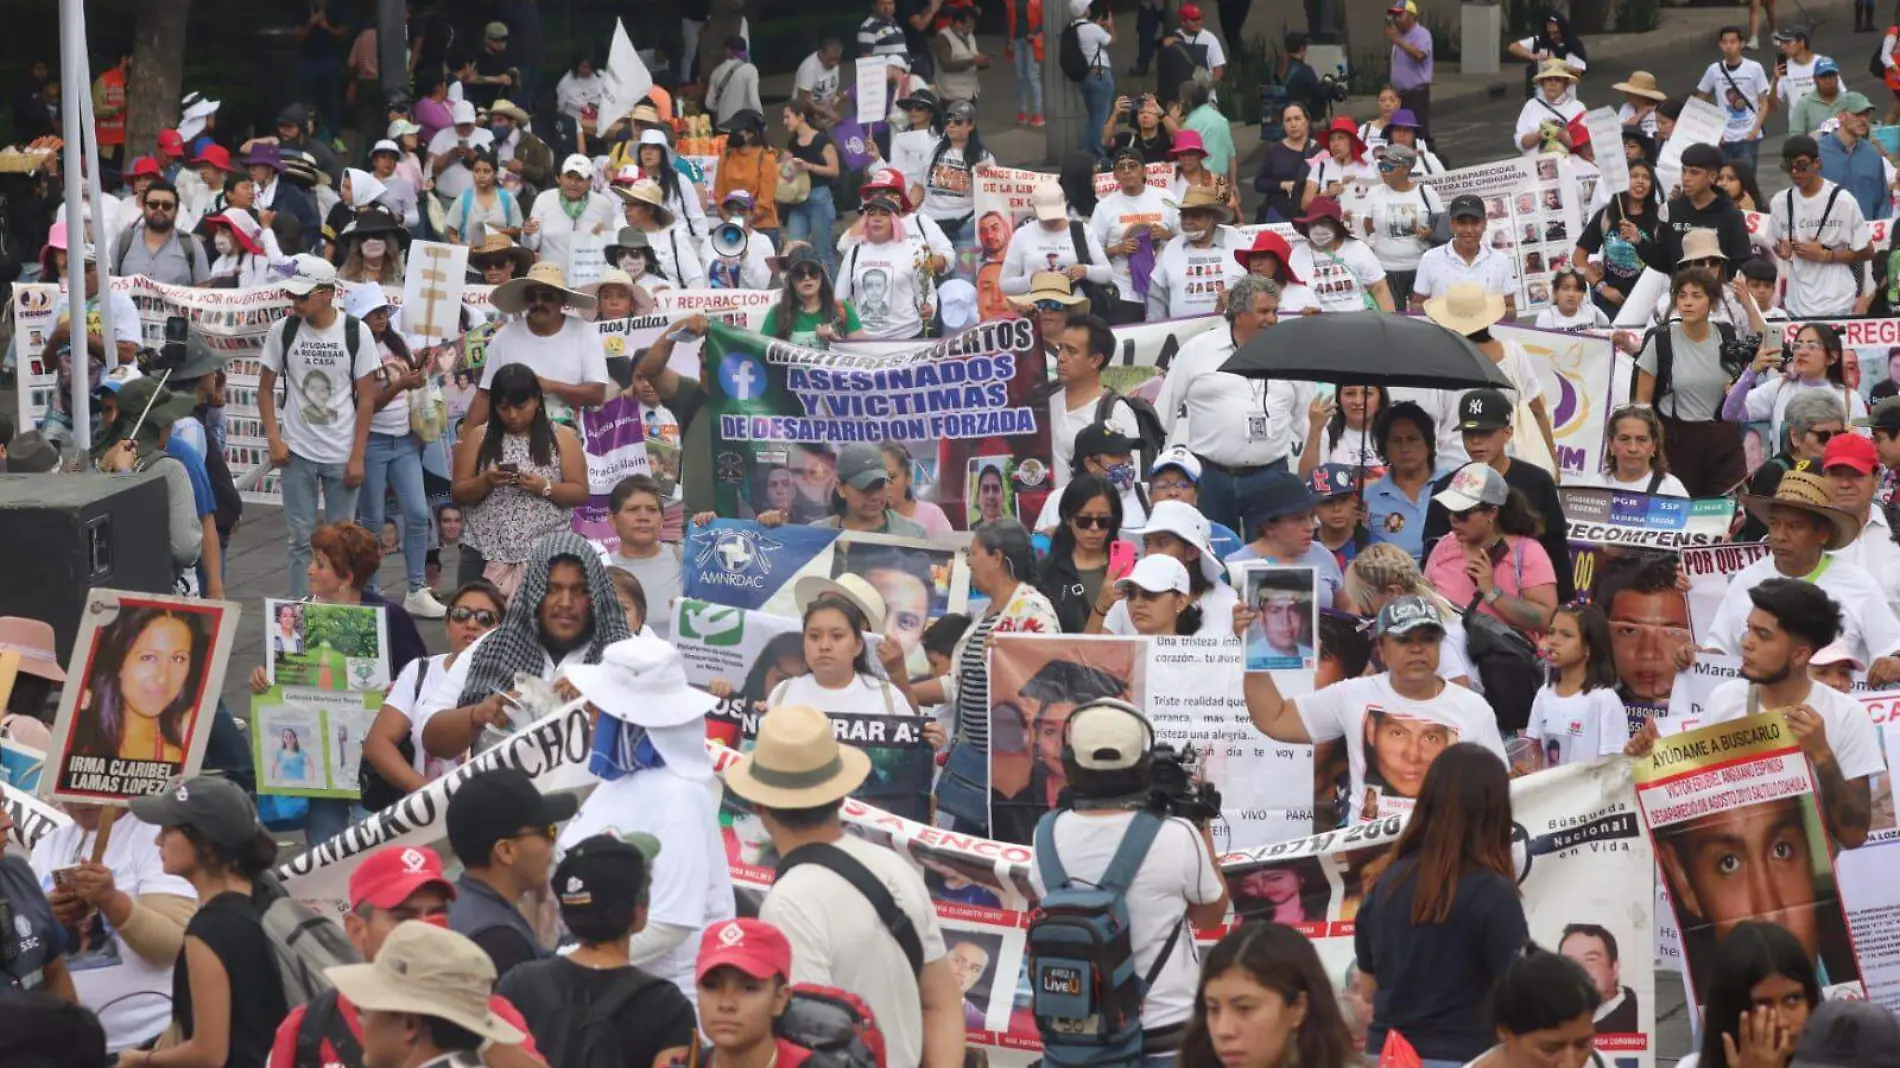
[775,984,888,1068]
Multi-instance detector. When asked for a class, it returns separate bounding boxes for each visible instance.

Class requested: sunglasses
[1450,506,1490,521]
[1809,428,1841,443]
[524,286,563,304]
[1376,161,1406,173]
[509,824,558,842]
[145,200,178,211]
[1070,514,1114,530]
[1035,300,1068,312]
[791,266,822,280]
[1781,157,1817,173]
[449,606,499,626]
[946,117,972,127]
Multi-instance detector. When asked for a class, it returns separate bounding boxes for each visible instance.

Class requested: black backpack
[577,970,673,1068]
[1059,20,1091,83]
[1873,38,1890,79]
[293,989,363,1068]
[357,660,426,811]
[1459,542,1543,733]
[1093,389,1168,474]
[1628,319,1743,417]
[197,425,244,535]
[1066,220,1122,314]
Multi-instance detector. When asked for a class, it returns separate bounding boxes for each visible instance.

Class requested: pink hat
[0,617,65,682]
[1167,130,1207,159]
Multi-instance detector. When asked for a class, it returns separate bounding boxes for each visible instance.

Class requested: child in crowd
[1525,604,1627,769]
[1534,267,1611,331]
[1737,257,1789,322]
[1311,464,1370,571]
[691,918,810,1067]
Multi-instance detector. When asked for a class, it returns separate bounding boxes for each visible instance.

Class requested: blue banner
[681,519,839,611]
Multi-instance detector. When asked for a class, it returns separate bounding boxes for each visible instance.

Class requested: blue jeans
[1196,457,1291,538]
[282,453,361,599]
[304,797,366,849]
[1013,41,1043,118]
[1081,70,1116,159]
[1722,138,1760,169]
[359,432,430,593]
[783,184,838,280]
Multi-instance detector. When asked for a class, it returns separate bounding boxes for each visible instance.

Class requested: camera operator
[1029,699,1229,1067]
[1282,33,1346,125]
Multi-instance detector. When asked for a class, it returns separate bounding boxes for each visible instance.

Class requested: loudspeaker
[0,471,175,665]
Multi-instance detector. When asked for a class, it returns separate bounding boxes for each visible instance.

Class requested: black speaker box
[0,472,176,664]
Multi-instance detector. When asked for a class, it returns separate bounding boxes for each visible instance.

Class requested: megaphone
[712,221,749,260]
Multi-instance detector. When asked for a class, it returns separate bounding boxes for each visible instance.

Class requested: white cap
[1433,462,1510,513]
[344,282,394,320]
[938,278,978,332]
[1150,446,1202,483]
[386,118,421,138]
[1117,554,1191,596]
[1811,642,1864,670]
[281,254,339,296]
[370,138,402,156]
[560,153,594,179]
[1067,703,1153,771]
[79,242,97,264]
[1141,500,1223,585]
[637,128,672,151]
[1031,184,1067,223]
[450,99,478,126]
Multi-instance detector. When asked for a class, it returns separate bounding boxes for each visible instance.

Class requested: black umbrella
[1219,311,1514,390]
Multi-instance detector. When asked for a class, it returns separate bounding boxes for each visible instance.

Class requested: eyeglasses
[1790,339,1825,352]
[1781,157,1817,173]
[1070,514,1114,530]
[449,606,499,626]
[509,824,558,842]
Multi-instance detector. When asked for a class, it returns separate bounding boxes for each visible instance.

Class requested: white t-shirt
[762,835,948,1068]
[1090,188,1180,298]
[425,126,496,201]
[479,314,611,423]
[1587,469,1690,497]
[769,672,904,717]
[29,814,196,1052]
[1052,390,1141,487]
[381,654,465,780]
[1359,183,1444,271]
[839,238,927,340]
[559,766,735,1002]
[1705,554,1900,666]
[920,144,993,222]
[1513,95,1586,154]
[1028,812,1222,1030]
[260,313,378,463]
[1308,155,1377,198]
[1413,244,1519,304]
[1295,674,1507,822]
[1525,686,1627,767]
[794,52,842,103]
[1534,303,1612,331]
[1695,677,1884,781]
[1001,219,1113,294]
[888,130,941,192]
[368,339,414,437]
[1149,231,1245,319]
[1697,59,1771,142]
[51,289,142,350]
[1767,182,1870,317]
[1288,239,1387,312]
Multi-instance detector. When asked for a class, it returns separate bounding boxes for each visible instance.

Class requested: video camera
[1147,742,1221,824]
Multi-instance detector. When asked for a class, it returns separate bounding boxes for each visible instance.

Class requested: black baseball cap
[130,775,267,850]
[1869,396,1900,434]
[1073,422,1139,461]
[554,833,658,927]
[1679,143,1723,171]
[1456,389,1514,432]
[1448,194,1486,221]
[446,767,580,866]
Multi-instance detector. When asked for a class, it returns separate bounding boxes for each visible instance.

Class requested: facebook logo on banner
[718,352,767,402]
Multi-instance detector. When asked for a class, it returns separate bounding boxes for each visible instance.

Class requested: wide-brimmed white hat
[491,260,598,315]
[1141,500,1224,585]
[722,704,872,808]
[565,633,718,728]
[794,574,888,635]
[1423,280,1507,337]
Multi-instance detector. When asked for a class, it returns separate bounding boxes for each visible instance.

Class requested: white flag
[597,20,652,138]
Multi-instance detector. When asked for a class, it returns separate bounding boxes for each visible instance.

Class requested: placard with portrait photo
[1239,565,1318,672]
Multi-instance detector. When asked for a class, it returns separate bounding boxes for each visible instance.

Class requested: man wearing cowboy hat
[487,99,553,196]
[724,704,967,1068]
[559,634,737,1001]
[1144,185,1243,320]
[524,154,618,281]
[1411,193,1517,318]
[1702,470,1900,686]
[468,260,609,429]
[1695,26,1771,168]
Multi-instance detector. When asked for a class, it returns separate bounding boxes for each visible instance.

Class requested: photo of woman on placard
[69,604,216,765]
[271,602,305,661]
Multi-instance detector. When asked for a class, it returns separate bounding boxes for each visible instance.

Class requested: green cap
[484,20,509,39]
[1838,91,1876,115]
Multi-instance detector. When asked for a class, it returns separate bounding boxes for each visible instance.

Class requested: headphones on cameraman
[1058,697,1155,776]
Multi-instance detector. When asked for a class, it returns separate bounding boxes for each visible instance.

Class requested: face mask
[1182,223,1210,242]
[619,253,646,279]
[1307,224,1337,249]
[361,238,387,258]
[1106,462,1136,491]
[490,124,511,140]
[213,233,234,255]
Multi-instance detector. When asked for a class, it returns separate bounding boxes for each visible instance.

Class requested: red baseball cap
[157,129,185,157]
[1822,431,1880,475]
[696,918,792,982]
[126,156,162,179]
[1180,3,1204,18]
[348,845,459,911]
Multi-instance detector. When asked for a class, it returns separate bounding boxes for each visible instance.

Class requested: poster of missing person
[1417,153,1582,313]
[44,592,241,805]
[1636,712,1865,1005]
[250,687,383,799]
[263,599,391,693]
[700,319,1054,532]
[1239,565,1319,673]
